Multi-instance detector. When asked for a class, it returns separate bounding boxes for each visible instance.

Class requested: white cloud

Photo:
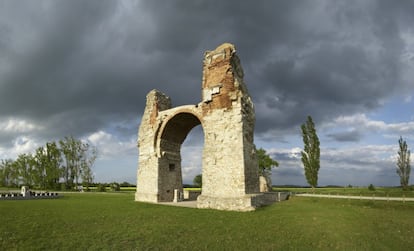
[0,136,40,160]
[87,130,112,144]
[325,113,414,136]
[0,117,41,133]
[322,145,396,168]
[268,147,302,159]
[12,136,39,156]
[288,147,302,159]
[181,145,203,184]
[85,130,136,159]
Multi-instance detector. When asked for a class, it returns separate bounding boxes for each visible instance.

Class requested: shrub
[60,183,67,191]
[120,182,134,187]
[110,182,120,191]
[193,174,202,188]
[368,184,375,191]
[97,184,106,192]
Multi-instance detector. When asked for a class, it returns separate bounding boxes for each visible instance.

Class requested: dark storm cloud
[326,130,362,142]
[274,167,303,178]
[141,0,414,140]
[254,3,411,135]
[0,0,413,146]
[0,1,120,135]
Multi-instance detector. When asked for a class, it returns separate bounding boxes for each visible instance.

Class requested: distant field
[274,186,414,197]
[3,185,411,197]
[82,186,136,192]
[0,186,137,192]
[1,192,414,250]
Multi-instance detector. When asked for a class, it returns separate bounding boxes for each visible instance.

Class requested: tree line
[0,136,97,190]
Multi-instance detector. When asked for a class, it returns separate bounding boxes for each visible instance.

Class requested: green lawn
[1,193,414,250]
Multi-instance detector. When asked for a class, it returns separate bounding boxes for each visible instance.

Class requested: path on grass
[159,200,198,208]
[296,193,414,202]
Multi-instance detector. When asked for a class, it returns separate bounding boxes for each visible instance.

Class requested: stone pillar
[173,189,181,203]
[196,43,261,211]
[135,90,172,203]
[21,186,30,197]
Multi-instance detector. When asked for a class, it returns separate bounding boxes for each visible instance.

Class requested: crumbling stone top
[204,43,236,64]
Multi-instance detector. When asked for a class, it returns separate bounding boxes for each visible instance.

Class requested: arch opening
[181,125,203,187]
[157,112,203,202]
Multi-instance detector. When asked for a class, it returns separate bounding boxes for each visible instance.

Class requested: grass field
[1,192,414,250]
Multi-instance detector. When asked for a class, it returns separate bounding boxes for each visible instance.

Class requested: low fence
[255,192,291,206]
[295,193,414,202]
[0,191,61,200]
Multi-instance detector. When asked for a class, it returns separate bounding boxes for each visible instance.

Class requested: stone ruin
[135,43,281,211]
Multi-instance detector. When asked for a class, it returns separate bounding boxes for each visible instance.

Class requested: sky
[0,0,413,187]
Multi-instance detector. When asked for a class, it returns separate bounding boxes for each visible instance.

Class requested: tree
[44,142,63,189]
[0,136,96,190]
[110,182,120,191]
[120,181,134,187]
[80,143,97,190]
[193,174,202,188]
[97,183,106,192]
[301,116,320,190]
[0,159,15,187]
[14,154,36,187]
[59,136,81,189]
[257,148,279,192]
[396,136,411,190]
[368,184,376,191]
[0,160,6,186]
[257,148,279,176]
[33,146,48,189]
[59,136,96,190]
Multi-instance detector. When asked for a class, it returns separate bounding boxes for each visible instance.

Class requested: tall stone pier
[136,43,270,211]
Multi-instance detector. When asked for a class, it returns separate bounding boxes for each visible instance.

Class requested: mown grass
[1,192,414,250]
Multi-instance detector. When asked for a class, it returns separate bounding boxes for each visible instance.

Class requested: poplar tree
[301,116,320,190]
[397,136,411,190]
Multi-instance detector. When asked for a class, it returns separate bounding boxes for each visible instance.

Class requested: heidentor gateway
[135,43,283,211]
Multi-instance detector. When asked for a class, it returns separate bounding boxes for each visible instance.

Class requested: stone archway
[155,110,203,202]
[135,43,275,211]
